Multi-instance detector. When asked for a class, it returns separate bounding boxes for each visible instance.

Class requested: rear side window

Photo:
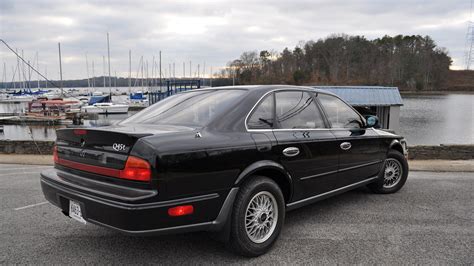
[121,90,246,127]
[275,91,326,129]
[247,94,274,129]
[318,94,363,128]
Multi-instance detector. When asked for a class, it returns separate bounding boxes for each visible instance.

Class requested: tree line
[219,34,452,90]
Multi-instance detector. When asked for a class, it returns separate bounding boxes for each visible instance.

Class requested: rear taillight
[53,146,59,164]
[73,129,87,135]
[119,156,151,182]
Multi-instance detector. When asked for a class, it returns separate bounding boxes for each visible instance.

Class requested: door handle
[340,142,352,150]
[283,147,300,157]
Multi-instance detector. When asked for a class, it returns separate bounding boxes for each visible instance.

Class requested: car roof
[191,85,337,96]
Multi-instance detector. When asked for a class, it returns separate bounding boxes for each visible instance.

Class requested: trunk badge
[112,143,126,151]
[80,139,86,147]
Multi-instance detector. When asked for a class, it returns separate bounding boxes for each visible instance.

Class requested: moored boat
[81,102,129,114]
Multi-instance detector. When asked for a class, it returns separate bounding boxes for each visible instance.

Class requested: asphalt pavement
[0,164,472,264]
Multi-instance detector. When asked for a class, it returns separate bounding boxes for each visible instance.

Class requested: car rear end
[40,127,221,235]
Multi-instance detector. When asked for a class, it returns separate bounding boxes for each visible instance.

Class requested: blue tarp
[130,92,146,100]
[314,86,403,106]
[88,95,111,105]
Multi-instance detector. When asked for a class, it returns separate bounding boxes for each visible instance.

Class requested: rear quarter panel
[144,131,259,200]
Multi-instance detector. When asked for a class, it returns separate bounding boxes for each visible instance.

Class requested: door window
[247,94,274,129]
[318,94,364,128]
[275,91,325,129]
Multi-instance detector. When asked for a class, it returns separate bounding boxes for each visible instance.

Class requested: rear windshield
[120,90,246,127]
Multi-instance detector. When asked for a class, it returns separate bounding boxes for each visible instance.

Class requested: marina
[0,88,472,145]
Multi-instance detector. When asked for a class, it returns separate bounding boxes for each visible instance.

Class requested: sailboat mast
[91,61,95,88]
[15,49,20,89]
[45,65,48,89]
[36,52,40,88]
[128,50,131,94]
[12,66,16,89]
[107,32,111,96]
[58,43,63,97]
[86,53,90,90]
[102,55,106,88]
[141,56,144,88]
[159,51,162,87]
[151,55,155,88]
[21,50,26,89]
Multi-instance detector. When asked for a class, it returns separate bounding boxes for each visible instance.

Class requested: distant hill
[445,70,474,91]
[0,72,472,92]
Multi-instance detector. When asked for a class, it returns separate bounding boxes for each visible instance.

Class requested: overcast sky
[0,0,471,81]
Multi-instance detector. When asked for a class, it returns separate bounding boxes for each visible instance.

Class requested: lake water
[0,93,473,145]
[399,94,473,145]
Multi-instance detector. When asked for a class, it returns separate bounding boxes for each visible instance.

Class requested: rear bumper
[40,168,237,236]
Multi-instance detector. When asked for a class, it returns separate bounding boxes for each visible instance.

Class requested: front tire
[228,176,285,257]
[369,150,409,194]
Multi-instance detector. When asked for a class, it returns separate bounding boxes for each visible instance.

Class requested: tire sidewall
[232,177,285,256]
[377,150,409,193]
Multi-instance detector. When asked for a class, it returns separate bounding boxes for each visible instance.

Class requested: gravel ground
[0,164,472,264]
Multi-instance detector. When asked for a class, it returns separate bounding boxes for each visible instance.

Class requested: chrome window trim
[244,88,368,132]
[245,88,330,132]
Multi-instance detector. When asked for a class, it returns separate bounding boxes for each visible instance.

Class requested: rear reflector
[55,153,151,182]
[168,205,194,217]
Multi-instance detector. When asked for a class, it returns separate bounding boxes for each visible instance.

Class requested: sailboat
[80,33,129,114]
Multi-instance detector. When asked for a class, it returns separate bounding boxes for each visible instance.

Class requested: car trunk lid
[55,124,194,174]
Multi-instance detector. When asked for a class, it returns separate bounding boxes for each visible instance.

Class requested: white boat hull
[81,104,129,114]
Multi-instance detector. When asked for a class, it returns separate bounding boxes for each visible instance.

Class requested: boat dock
[0,116,70,125]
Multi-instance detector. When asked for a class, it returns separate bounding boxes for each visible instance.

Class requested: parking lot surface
[0,164,472,264]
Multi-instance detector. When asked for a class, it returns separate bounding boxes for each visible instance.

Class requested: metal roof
[313,86,403,106]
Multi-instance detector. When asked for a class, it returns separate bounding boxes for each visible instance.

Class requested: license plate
[69,200,87,224]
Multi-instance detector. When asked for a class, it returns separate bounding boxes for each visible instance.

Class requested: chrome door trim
[286,176,378,211]
[299,160,383,181]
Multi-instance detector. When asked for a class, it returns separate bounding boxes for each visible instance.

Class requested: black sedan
[41,85,409,257]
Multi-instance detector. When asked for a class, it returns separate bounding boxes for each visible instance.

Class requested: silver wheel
[383,158,403,189]
[245,191,278,244]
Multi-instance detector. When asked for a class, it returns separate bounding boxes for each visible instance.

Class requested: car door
[270,90,340,201]
[317,93,385,187]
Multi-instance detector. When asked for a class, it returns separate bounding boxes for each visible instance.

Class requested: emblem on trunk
[112,143,126,152]
[80,138,86,147]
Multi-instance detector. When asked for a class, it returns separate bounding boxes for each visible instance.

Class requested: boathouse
[314,86,403,133]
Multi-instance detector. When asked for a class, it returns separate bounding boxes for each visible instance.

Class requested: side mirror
[365,115,379,128]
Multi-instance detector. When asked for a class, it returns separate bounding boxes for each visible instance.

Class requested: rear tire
[228,176,285,257]
[369,150,409,194]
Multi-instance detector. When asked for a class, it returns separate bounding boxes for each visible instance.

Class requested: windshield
[120,89,247,127]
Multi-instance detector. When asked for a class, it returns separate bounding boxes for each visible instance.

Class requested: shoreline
[400,90,474,95]
[0,154,472,172]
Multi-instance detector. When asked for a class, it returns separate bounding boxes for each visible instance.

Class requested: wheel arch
[234,160,293,203]
[389,139,404,155]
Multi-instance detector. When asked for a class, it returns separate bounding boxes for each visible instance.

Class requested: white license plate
[69,200,87,224]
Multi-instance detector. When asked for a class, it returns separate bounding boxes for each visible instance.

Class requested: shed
[313,86,403,132]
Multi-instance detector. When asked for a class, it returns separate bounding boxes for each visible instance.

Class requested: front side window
[318,94,363,128]
[121,90,246,127]
[247,94,274,129]
[275,91,326,129]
